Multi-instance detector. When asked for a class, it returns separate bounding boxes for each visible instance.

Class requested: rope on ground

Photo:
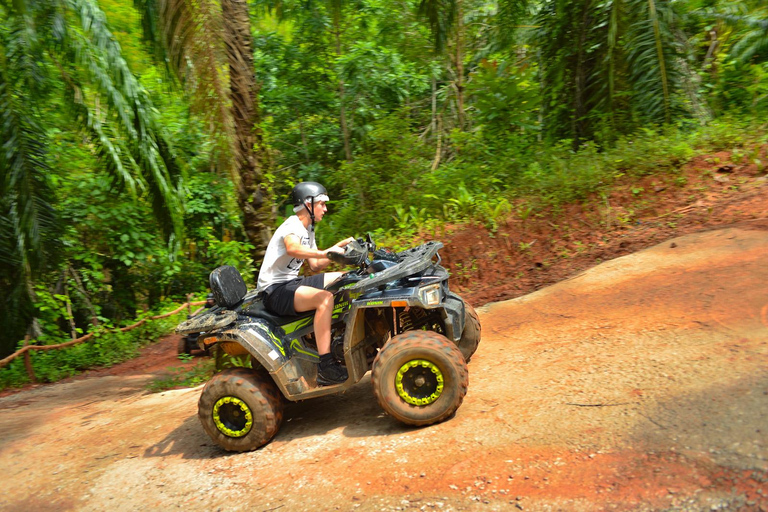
[0,301,206,371]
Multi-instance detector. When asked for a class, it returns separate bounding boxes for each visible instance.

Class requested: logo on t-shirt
[287,233,311,271]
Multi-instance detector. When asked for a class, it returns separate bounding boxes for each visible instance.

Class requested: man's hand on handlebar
[334,237,356,248]
[324,246,345,259]
[325,236,370,267]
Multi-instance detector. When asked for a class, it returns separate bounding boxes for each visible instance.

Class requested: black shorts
[263,274,326,316]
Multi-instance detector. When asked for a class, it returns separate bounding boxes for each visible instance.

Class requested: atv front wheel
[198,368,283,452]
[372,331,468,426]
[456,298,481,362]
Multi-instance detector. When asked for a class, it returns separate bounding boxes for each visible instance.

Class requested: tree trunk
[68,266,99,326]
[455,0,465,130]
[704,26,719,70]
[221,0,274,263]
[647,0,670,124]
[431,73,437,135]
[573,2,590,147]
[333,20,353,163]
[296,109,311,164]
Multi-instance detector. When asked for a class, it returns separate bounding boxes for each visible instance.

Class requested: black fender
[442,292,466,341]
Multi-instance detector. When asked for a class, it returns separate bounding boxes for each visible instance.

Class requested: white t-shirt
[257,215,316,292]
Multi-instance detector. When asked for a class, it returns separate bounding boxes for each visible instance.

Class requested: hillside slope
[439,148,768,307]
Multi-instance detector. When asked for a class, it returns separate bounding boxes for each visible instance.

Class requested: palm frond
[727,14,768,62]
[625,0,682,123]
[135,0,235,181]
[606,0,625,117]
[534,0,593,140]
[584,0,635,137]
[50,0,185,241]
[0,18,58,277]
[417,0,457,52]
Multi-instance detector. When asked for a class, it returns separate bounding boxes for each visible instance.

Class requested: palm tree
[716,1,768,63]
[0,0,184,355]
[134,0,275,257]
[534,0,688,143]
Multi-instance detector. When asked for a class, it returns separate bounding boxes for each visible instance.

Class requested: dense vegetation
[1,0,766,382]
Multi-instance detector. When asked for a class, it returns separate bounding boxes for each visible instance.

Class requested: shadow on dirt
[280,375,413,441]
[142,375,416,459]
[628,373,768,471]
[143,414,220,460]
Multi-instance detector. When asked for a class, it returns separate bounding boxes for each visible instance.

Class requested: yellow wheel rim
[395,359,444,406]
[213,396,253,438]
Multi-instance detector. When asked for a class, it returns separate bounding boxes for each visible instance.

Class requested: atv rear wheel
[372,331,468,426]
[456,298,481,362]
[198,368,283,452]
[177,336,191,355]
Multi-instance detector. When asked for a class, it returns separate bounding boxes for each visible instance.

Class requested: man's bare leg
[294,274,350,385]
[293,284,335,354]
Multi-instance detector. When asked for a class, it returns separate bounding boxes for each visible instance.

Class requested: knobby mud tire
[198,368,284,452]
[177,336,191,355]
[456,298,481,362]
[372,330,468,427]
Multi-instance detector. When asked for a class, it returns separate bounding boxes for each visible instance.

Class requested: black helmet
[291,181,329,206]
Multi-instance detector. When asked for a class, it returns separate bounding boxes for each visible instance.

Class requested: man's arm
[284,235,355,272]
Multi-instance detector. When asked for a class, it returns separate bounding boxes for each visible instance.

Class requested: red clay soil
[1,224,766,511]
[439,148,768,307]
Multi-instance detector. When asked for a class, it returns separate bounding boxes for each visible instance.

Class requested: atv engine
[330,329,345,362]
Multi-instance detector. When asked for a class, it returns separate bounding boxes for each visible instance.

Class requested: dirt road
[1,226,767,511]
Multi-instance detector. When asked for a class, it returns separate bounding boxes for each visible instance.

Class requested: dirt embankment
[440,149,768,307]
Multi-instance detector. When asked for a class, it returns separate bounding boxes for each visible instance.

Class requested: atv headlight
[419,283,442,306]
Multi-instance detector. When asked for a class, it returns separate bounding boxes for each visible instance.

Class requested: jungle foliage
[1,0,767,381]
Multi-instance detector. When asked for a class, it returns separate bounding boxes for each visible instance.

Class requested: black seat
[209,265,247,309]
[242,297,315,327]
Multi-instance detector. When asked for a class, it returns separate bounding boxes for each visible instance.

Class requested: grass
[146,356,215,392]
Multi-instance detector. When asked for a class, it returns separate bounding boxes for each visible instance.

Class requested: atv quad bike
[175,236,481,452]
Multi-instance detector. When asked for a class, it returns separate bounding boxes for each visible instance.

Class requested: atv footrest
[285,376,309,395]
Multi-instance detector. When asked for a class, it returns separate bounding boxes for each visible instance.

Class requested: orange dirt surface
[0,149,767,511]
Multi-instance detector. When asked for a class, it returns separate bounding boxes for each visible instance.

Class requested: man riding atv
[256,182,355,385]
[175,183,481,452]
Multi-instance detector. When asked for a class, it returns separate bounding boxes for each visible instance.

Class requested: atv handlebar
[327,236,375,268]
